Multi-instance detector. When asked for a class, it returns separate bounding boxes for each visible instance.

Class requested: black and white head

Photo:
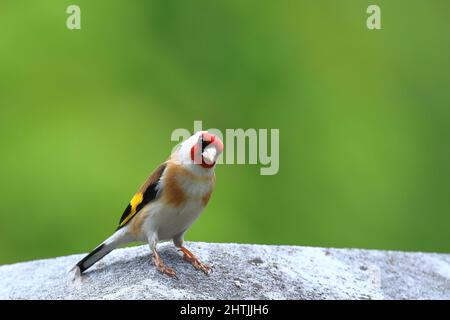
[173,131,224,173]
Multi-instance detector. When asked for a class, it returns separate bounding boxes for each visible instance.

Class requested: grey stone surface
[0,242,449,299]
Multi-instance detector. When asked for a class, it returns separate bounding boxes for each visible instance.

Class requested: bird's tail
[72,229,128,274]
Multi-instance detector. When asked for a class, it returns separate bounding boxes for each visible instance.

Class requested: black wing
[117,163,167,229]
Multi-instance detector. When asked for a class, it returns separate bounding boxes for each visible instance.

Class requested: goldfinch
[72,131,223,277]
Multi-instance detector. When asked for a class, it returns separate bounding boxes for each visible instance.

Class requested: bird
[71,131,223,278]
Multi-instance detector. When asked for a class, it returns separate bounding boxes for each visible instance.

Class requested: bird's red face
[190,132,224,169]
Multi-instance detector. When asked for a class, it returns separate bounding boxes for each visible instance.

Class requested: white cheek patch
[202,146,217,164]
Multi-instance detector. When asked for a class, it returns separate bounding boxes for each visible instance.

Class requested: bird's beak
[202,146,217,165]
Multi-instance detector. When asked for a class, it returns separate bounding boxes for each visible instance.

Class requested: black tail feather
[76,243,113,273]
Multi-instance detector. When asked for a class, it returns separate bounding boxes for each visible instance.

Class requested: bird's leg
[179,246,212,275]
[152,246,177,278]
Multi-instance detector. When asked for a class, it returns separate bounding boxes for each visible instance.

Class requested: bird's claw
[182,253,212,275]
[153,256,177,278]
[160,266,177,278]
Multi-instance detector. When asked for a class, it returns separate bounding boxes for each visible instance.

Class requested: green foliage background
[1,1,449,264]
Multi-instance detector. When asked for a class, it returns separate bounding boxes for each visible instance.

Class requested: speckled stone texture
[0,242,449,299]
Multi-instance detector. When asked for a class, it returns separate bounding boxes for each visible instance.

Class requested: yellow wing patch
[116,163,167,230]
[119,192,143,227]
[130,192,144,211]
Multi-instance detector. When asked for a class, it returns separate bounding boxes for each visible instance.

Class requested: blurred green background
[1,1,449,264]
